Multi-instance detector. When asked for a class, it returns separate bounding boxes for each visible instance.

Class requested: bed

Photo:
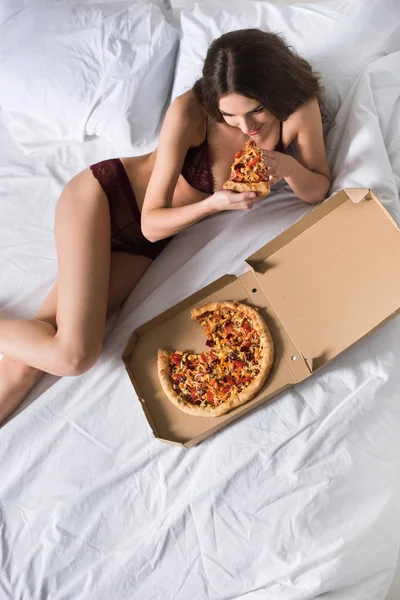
[1,0,400,598]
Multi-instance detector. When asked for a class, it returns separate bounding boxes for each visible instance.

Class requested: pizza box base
[122,189,400,448]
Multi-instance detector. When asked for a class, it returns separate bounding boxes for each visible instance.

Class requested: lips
[248,126,262,137]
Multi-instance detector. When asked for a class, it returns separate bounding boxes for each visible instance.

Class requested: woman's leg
[0,286,58,425]
[0,169,112,373]
[0,168,152,424]
[0,253,150,425]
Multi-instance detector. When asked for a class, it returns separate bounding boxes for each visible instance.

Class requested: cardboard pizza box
[122,189,400,448]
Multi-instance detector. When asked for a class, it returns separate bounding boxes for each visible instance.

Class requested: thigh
[54,168,112,357]
[35,252,152,329]
[107,251,152,314]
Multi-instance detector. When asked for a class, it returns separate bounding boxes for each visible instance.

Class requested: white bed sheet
[1,32,400,600]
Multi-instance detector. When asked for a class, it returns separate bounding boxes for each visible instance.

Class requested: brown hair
[193,28,329,124]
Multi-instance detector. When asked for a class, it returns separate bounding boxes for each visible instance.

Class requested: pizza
[157,301,274,417]
[223,139,270,196]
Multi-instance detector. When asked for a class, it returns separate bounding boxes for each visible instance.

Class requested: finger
[262,150,277,163]
[231,192,257,204]
[269,176,283,186]
[244,201,256,210]
[263,160,277,169]
[246,195,264,208]
[241,196,264,210]
[232,200,256,211]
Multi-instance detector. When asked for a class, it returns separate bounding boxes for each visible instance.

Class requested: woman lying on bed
[0,28,330,425]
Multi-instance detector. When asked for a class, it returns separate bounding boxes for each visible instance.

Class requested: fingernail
[249,193,256,198]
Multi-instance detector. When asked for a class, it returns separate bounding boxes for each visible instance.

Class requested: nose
[238,116,255,134]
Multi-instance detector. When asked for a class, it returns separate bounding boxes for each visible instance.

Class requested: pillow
[0,1,179,155]
[172,0,400,120]
[0,0,173,24]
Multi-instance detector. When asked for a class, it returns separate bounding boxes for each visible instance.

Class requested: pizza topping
[166,304,266,407]
[247,154,261,168]
[229,140,268,184]
[171,352,182,366]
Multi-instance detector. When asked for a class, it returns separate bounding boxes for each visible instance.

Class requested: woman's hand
[206,189,262,213]
[261,150,295,186]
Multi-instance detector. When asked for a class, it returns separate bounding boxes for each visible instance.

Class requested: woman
[0,29,330,425]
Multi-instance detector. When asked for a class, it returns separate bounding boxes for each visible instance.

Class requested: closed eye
[220,105,264,117]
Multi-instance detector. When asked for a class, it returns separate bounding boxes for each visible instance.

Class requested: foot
[0,357,44,425]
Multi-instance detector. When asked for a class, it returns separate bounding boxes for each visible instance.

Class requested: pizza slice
[223,139,270,196]
[157,301,274,417]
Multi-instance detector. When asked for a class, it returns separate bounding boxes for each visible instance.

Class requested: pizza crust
[158,301,274,418]
[222,180,270,196]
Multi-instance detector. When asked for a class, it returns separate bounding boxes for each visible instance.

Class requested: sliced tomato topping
[190,388,197,399]
[206,391,215,404]
[201,352,208,364]
[243,321,251,332]
[234,360,246,369]
[171,353,182,366]
[235,150,243,159]
[209,350,218,361]
[233,171,244,182]
[171,373,183,381]
[248,154,261,168]
[225,324,233,335]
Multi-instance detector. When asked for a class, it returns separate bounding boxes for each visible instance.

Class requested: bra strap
[274,120,285,153]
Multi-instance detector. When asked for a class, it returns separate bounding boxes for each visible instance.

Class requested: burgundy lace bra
[181,121,288,195]
[181,135,214,195]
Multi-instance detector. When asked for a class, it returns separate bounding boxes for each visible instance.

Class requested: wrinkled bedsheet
[1,52,400,600]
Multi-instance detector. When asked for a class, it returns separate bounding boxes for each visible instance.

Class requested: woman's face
[218,93,275,138]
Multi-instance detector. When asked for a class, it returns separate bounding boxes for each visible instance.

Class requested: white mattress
[1,5,400,600]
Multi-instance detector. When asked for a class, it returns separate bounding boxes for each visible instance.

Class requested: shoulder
[162,90,206,145]
[282,97,323,147]
[287,97,322,132]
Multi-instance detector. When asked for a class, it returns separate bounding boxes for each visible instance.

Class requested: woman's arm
[284,158,330,205]
[263,98,331,205]
[141,95,259,242]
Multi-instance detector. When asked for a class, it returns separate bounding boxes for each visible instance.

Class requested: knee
[54,341,101,377]
[64,354,97,377]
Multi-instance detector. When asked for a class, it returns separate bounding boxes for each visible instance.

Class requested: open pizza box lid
[122,189,400,448]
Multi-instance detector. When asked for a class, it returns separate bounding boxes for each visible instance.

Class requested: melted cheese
[169,307,263,407]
